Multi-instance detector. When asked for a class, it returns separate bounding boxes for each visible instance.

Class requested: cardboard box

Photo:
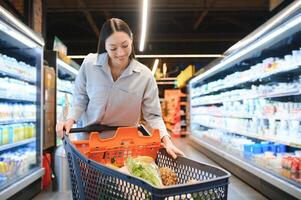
[43,111,55,149]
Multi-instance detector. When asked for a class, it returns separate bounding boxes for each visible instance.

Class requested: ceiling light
[68,54,224,59]
[139,0,149,52]
[136,54,224,58]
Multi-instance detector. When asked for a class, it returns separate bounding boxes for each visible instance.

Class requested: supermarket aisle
[34,137,267,200]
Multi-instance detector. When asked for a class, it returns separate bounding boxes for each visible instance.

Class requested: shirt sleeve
[67,57,89,122]
[141,75,170,139]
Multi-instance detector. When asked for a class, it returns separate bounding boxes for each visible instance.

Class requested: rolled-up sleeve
[67,58,89,122]
[142,76,169,139]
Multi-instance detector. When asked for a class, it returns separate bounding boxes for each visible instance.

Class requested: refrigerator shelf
[0,137,36,152]
[0,119,36,125]
[0,69,36,84]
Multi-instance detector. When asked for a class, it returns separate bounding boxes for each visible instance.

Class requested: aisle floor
[33,137,267,200]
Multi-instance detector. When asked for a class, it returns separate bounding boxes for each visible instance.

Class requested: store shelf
[157,77,177,81]
[193,121,301,148]
[164,119,175,124]
[192,64,301,98]
[0,167,44,200]
[0,119,36,125]
[157,81,176,85]
[57,58,78,76]
[190,135,301,199]
[0,137,36,152]
[0,69,36,84]
[191,112,301,121]
[0,97,36,103]
[198,134,301,187]
[57,89,72,94]
[192,88,300,106]
[180,131,190,135]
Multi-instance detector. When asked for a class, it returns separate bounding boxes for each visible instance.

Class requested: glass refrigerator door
[56,59,78,145]
[0,6,44,198]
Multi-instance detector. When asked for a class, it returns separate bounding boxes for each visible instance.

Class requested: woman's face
[105,31,132,67]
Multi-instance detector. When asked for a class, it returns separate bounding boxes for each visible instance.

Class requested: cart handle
[68,124,151,136]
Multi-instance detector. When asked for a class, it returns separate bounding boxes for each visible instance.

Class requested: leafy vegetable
[126,157,162,186]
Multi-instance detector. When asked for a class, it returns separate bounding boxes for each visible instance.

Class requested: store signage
[53,36,67,56]
[177,65,195,88]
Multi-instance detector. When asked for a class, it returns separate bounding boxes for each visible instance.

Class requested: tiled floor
[33,137,267,200]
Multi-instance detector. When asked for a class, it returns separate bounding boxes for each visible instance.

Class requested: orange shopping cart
[63,124,230,200]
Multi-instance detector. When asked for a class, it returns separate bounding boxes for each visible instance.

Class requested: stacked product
[196,129,301,183]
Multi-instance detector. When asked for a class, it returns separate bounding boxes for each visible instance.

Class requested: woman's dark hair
[97,18,135,59]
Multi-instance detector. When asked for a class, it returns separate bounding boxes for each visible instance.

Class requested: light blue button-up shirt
[68,53,169,138]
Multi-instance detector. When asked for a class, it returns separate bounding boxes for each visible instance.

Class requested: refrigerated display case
[0,5,44,200]
[44,51,79,146]
[188,1,301,200]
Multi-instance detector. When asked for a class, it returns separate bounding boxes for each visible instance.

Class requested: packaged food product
[159,167,177,186]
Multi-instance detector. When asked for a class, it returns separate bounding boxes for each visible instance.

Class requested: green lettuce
[126,157,162,186]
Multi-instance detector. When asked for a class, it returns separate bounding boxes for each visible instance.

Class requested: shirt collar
[93,53,141,73]
[93,53,107,66]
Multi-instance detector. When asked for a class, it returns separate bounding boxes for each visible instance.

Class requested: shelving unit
[162,89,181,136]
[192,121,301,148]
[188,2,301,200]
[0,5,44,200]
[192,63,301,97]
[43,51,79,191]
[56,58,78,133]
[44,51,79,147]
[179,91,188,136]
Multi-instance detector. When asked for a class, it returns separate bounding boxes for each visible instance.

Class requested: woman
[56,18,184,159]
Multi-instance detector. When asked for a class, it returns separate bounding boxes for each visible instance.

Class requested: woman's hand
[56,119,75,138]
[161,135,185,159]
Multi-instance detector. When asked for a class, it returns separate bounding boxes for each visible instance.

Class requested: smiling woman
[56,18,185,160]
[105,32,133,81]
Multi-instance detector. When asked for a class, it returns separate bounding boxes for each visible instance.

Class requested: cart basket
[63,125,231,200]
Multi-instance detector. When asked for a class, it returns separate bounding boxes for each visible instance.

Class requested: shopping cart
[63,124,230,200]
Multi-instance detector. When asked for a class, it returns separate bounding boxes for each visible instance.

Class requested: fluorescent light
[57,59,78,75]
[191,14,301,84]
[68,54,224,59]
[139,0,148,52]
[227,1,301,53]
[0,6,44,46]
[151,59,159,75]
[136,54,224,58]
